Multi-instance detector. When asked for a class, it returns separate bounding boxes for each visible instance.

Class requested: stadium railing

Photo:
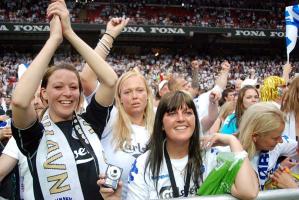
[165,188,299,200]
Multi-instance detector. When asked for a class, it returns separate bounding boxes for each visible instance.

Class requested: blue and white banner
[285,5,299,63]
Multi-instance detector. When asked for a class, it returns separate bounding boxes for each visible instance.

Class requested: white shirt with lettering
[126,147,223,200]
[101,107,150,200]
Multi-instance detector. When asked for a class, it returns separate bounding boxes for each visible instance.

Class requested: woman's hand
[47,0,73,38]
[209,91,221,105]
[106,17,130,39]
[97,174,122,200]
[270,167,298,189]
[280,157,298,169]
[221,60,231,72]
[49,15,63,45]
[202,134,244,152]
[202,134,236,148]
[0,127,12,141]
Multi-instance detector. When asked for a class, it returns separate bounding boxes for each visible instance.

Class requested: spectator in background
[159,80,170,97]
[209,101,236,134]
[240,78,257,89]
[219,88,235,107]
[260,76,286,108]
[154,79,169,107]
[0,106,15,200]
[0,82,45,200]
[220,85,259,135]
[234,79,243,93]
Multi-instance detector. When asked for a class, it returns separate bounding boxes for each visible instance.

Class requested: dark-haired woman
[126,91,258,199]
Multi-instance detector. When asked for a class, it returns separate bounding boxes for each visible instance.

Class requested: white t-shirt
[84,81,100,105]
[250,136,297,189]
[101,107,150,200]
[2,137,34,200]
[126,147,226,200]
[282,112,296,140]
[282,114,299,173]
[193,85,222,121]
[193,85,222,136]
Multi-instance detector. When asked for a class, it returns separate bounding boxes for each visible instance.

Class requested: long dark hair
[145,91,203,190]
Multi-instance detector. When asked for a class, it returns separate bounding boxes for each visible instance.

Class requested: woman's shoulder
[222,113,236,124]
[227,113,236,120]
[220,113,237,134]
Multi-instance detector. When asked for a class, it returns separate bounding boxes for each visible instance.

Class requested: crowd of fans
[0,51,298,107]
[0,0,290,29]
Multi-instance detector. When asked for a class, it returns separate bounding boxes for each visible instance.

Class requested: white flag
[285,5,299,63]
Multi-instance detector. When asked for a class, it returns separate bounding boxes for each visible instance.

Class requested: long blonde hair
[219,101,236,121]
[238,102,285,159]
[281,76,299,114]
[113,70,155,149]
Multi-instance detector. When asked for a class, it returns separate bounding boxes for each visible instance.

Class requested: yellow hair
[260,76,285,101]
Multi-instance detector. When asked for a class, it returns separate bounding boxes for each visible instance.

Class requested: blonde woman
[100,69,155,199]
[79,19,155,199]
[238,102,297,190]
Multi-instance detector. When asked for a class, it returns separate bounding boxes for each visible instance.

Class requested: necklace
[172,165,185,176]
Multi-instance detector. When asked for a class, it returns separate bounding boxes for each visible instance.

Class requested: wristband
[104,32,115,40]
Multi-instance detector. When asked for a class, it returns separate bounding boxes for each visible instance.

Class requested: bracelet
[104,32,115,40]
[96,41,110,56]
[99,39,110,52]
[101,37,113,49]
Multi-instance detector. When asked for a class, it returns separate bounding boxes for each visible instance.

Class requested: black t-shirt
[12,95,112,200]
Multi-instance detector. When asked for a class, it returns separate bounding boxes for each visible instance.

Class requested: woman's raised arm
[48,0,121,106]
[11,16,62,128]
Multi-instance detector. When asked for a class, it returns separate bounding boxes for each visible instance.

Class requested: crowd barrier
[167,188,299,200]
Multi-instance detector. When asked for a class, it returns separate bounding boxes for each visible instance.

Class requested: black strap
[164,142,192,197]
[73,113,100,175]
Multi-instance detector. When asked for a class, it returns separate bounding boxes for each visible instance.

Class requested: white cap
[158,80,168,92]
[241,78,257,88]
